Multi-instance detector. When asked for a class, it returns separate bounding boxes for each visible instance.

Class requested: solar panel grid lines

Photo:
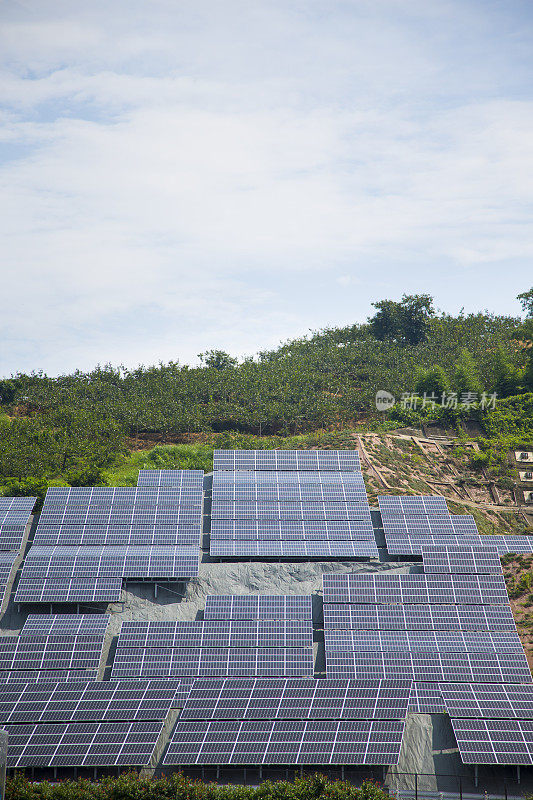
[439,683,533,719]
[3,720,165,768]
[20,545,200,579]
[322,604,519,631]
[179,678,412,721]
[14,576,124,604]
[0,670,99,684]
[0,550,19,581]
[210,541,379,558]
[421,545,503,574]
[21,614,111,637]
[386,534,533,556]
[164,719,404,765]
[0,497,37,512]
[450,718,533,765]
[212,483,368,503]
[377,496,450,516]
[322,573,509,605]
[115,620,314,649]
[0,633,107,673]
[0,498,35,551]
[408,683,445,714]
[110,647,315,679]
[210,519,375,541]
[33,484,203,547]
[211,501,372,522]
[203,595,313,621]
[325,649,532,683]
[137,470,204,488]
[382,517,456,537]
[212,450,361,472]
[450,516,482,535]
[0,678,189,724]
[324,630,524,653]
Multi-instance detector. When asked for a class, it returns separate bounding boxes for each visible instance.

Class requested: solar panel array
[20,546,200,579]
[111,646,314,679]
[0,496,36,551]
[0,634,106,674]
[450,719,533,765]
[322,573,509,605]
[421,545,503,574]
[440,683,533,719]
[386,532,533,556]
[0,678,188,724]
[21,614,111,637]
[15,577,124,604]
[210,450,377,559]
[178,678,412,720]
[0,550,19,608]
[164,719,405,765]
[4,720,165,768]
[116,620,314,649]
[33,486,202,546]
[408,683,445,714]
[325,650,531,682]
[204,595,312,620]
[378,495,449,516]
[18,479,203,604]
[0,670,99,684]
[325,630,524,653]
[213,450,361,472]
[323,604,518,631]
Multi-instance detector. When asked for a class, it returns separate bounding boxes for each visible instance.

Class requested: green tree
[453,348,483,397]
[198,350,238,370]
[369,294,434,345]
[414,365,449,397]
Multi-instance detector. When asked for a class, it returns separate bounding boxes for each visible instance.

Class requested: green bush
[6,773,390,800]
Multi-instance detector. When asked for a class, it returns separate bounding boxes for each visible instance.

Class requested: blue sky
[1,0,532,376]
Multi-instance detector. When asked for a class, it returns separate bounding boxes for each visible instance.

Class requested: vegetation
[1,290,532,498]
[6,772,390,800]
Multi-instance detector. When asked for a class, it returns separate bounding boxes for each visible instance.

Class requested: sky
[1,0,532,377]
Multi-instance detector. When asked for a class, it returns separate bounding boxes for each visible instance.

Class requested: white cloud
[1,0,532,375]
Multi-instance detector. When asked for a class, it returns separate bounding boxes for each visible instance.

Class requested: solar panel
[322,573,509,605]
[137,470,204,488]
[179,678,411,720]
[0,497,36,551]
[324,629,523,653]
[450,516,481,535]
[322,604,518,631]
[0,497,37,512]
[15,576,123,604]
[450,718,533,764]
[440,683,533,719]
[325,650,532,683]
[0,678,188,724]
[213,450,361,472]
[20,545,200,579]
[110,647,314,679]
[210,519,375,541]
[382,516,456,537]
[204,595,313,621]
[211,501,371,521]
[164,719,404,765]
[378,496,449,516]
[385,533,533,556]
[21,614,111,637]
[0,583,9,607]
[33,486,202,546]
[422,545,503,574]
[0,550,18,581]
[115,620,314,649]
[4,720,165,767]
[0,634,106,672]
[212,476,367,503]
[408,683,445,713]
[215,471,365,485]
[210,540,379,558]
[0,670,99,684]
